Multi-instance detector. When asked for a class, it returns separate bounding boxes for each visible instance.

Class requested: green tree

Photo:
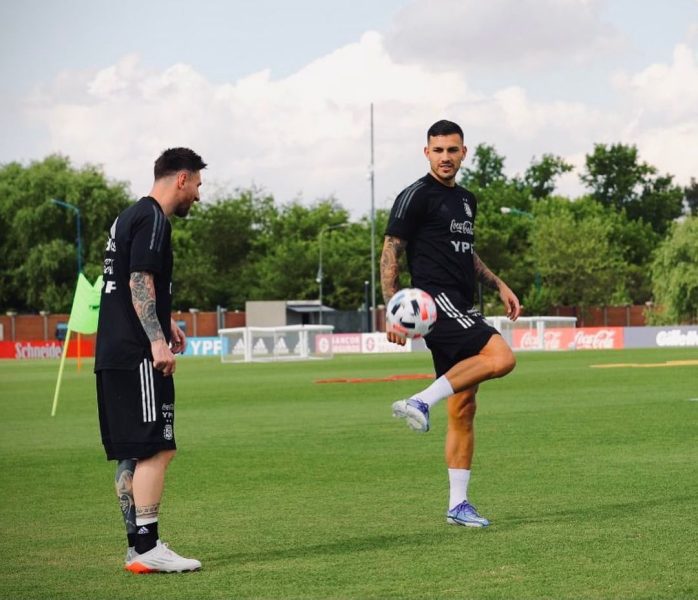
[460,144,507,189]
[649,217,698,324]
[171,189,278,310]
[524,154,573,199]
[684,177,698,216]
[247,198,352,305]
[472,182,536,310]
[580,143,683,235]
[0,155,131,312]
[459,155,537,311]
[530,199,628,310]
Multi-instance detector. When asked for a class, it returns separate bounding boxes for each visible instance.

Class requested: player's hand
[170,318,186,354]
[152,338,176,376]
[386,322,407,346]
[498,283,521,321]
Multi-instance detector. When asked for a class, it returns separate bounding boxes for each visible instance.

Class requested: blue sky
[1,0,697,216]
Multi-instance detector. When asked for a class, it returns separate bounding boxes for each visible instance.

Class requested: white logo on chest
[450,220,473,235]
[450,240,473,253]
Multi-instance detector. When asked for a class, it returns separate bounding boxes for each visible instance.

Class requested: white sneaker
[392,398,430,432]
[125,540,201,573]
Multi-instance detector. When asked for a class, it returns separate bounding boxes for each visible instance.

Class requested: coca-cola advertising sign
[512,327,624,351]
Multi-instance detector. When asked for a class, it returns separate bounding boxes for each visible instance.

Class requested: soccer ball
[386,288,437,338]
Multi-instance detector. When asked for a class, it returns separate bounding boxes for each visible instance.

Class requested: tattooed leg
[115,459,137,534]
[135,503,160,524]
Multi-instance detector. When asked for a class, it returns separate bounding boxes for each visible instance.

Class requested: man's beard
[174,202,191,218]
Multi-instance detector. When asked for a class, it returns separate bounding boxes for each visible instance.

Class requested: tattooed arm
[380,235,408,345]
[130,271,176,375]
[381,236,407,303]
[473,252,521,321]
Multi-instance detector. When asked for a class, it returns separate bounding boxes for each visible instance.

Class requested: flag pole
[51,328,72,417]
[77,332,82,372]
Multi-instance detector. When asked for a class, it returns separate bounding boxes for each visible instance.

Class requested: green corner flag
[52,273,102,416]
[68,273,103,334]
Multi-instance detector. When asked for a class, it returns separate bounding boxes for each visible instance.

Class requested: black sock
[135,521,158,554]
[127,533,137,548]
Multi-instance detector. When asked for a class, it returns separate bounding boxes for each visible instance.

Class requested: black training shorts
[96,358,176,461]
[423,288,500,378]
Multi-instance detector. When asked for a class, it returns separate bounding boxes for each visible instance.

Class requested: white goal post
[218,325,335,363]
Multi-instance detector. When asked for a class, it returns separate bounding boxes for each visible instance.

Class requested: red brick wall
[0,311,247,341]
[0,306,649,340]
[551,305,646,327]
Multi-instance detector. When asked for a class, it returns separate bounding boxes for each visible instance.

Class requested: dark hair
[154,147,207,180]
[427,120,463,140]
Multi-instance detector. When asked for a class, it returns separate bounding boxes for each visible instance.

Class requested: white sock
[448,468,471,510]
[411,375,454,408]
[135,516,158,526]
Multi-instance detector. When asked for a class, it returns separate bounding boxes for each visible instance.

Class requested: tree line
[1,146,696,324]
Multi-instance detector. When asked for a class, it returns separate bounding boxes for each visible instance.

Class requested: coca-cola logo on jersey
[449,220,473,235]
[571,329,616,349]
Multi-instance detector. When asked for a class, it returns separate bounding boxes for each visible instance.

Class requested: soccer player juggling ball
[381,120,520,527]
[95,148,206,572]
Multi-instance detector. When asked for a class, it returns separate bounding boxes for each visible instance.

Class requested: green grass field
[1,348,697,599]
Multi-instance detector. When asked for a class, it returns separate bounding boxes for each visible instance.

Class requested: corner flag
[51,274,102,416]
[68,273,103,334]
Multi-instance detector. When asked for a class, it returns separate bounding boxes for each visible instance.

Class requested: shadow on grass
[209,532,447,566]
[495,494,696,527]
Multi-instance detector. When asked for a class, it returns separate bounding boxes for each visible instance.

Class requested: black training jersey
[95,197,173,371]
[385,173,478,305]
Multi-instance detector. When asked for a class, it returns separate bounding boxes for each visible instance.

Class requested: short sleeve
[129,204,168,274]
[385,179,428,241]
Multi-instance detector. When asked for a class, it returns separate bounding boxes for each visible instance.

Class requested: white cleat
[392,398,430,433]
[125,540,201,574]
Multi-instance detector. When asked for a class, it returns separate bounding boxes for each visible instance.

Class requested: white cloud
[633,121,698,183]
[23,33,482,213]
[20,29,696,219]
[614,43,698,121]
[613,42,698,183]
[384,0,622,70]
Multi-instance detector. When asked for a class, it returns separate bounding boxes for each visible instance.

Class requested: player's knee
[493,347,516,378]
[157,448,177,466]
[448,393,477,427]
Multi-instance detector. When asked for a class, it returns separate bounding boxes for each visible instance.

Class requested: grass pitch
[0,348,697,599]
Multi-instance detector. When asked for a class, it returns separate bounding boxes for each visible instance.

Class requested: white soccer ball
[386,288,437,338]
